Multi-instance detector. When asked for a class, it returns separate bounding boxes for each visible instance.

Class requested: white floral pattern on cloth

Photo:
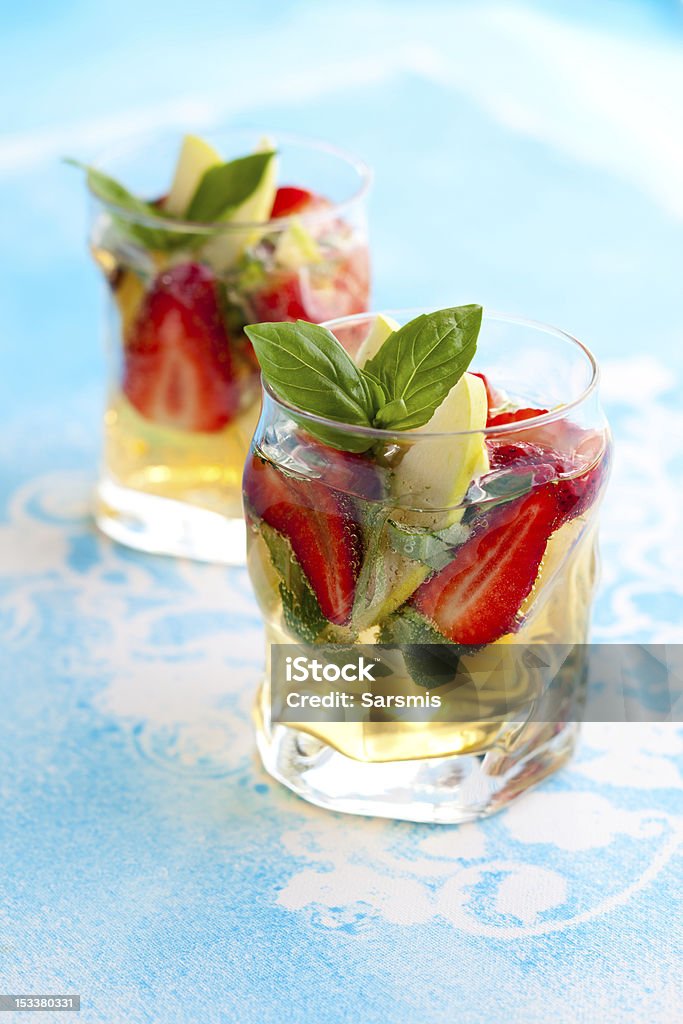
[275,771,682,937]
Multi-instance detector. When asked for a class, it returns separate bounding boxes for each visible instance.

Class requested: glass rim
[261,308,601,440]
[87,128,372,234]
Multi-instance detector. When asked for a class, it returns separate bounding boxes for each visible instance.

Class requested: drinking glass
[244,310,611,822]
[88,129,371,562]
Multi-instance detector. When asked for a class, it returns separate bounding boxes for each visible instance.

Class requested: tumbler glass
[244,310,611,822]
[88,130,371,562]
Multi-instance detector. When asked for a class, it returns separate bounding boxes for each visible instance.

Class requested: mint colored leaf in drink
[386,518,471,572]
[380,608,466,689]
[260,522,353,642]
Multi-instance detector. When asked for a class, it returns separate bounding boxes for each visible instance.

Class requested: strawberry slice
[412,487,559,645]
[487,424,609,526]
[123,262,238,432]
[243,451,364,624]
[270,186,317,218]
[248,247,370,325]
[487,407,548,427]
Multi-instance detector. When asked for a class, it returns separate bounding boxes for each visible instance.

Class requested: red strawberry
[270,186,317,218]
[248,270,310,321]
[243,451,364,624]
[487,438,564,476]
[412,487,560,645]
[486,430,609,526]
[248,247,370,325]
[123,262,238,432]
[488,407,548,427]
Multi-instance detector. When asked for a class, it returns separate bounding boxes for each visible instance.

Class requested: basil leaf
[366,305,482,430]
[379,609,466,689]
[66,159,190,251]
[186,151,275,222]
[359,368,388,411]
[245,320,376,452]
[351,505,393,630]
[386,518,470,572]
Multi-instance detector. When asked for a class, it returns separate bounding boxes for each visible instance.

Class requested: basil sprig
[245,306,482,451]
[67,150,276,251]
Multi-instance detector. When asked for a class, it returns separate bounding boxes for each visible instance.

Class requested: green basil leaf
[359,368,388,411]
[351,505,393,630]
[386,518,470,571]
[365,305,483,430]
[186,151,275,222]
[66,159,191,251]
[379,609,466,689]
[244,320,376,452]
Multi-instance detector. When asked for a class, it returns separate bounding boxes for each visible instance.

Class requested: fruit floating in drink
[74,132,370,561]
[242,307,611,822]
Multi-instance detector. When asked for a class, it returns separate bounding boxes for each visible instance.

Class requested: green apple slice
[354,313,401,368]
[164,134,222,217]
[201,136,278,270]
[393,370,489,523]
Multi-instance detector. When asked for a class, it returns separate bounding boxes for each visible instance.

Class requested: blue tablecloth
[2,2,682,1021]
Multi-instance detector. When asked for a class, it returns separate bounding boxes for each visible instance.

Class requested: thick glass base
[256,717,580,824]
[96,477,246,564]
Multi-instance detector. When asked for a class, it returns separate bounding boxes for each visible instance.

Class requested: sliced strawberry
[123,262,238,432]
[248,246,370,325]
[486,431,609,526]
[412,487,559,645]
[243,451,364,624]
[555,444,610,524]
[487,439,558,473]
[270,186,317,218]
[487,406,548,427]
[248,270,310,321]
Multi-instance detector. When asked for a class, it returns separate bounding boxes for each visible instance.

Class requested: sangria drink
[77,130,370,561]
[243,307,611,821]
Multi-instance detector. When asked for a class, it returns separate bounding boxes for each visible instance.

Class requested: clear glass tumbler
[244,310,611,823]
[88,129,371,562]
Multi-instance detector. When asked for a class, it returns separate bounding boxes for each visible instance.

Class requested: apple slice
[354,314,400,368]
[164,135,222,217]
[393,371,489,523]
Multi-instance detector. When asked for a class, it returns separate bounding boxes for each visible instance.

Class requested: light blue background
[1,2,682,1022]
